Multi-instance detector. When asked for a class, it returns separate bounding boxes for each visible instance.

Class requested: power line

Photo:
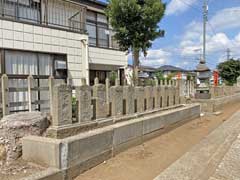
[177,0,202,13]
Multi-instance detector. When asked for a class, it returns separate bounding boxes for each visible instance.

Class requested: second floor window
[86,11,109,48]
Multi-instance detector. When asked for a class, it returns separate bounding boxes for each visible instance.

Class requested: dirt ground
[0,158,45,180]
[76,102,240,180]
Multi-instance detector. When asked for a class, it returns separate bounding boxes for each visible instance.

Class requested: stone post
[48,76,54,116]
[27,75,34,112]
[123,85,135,115]
[159,85,165,108]
[237,76,240,87]
[76,79,92,123]
[93,79,108,119]
[153,86,160,108]
[160,80,164,86]
[94,77,99,85]
[175,84,180,105]
[144,86,154,110]
[105,78,110,103]
[134,86,144,113]
[110,79,123,117]
[52,84,72,126]
[1,74,9,116]
[155,78,159,86]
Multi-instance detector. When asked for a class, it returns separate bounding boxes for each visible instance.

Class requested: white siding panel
[89,47,127,66]
[0,19,87,86]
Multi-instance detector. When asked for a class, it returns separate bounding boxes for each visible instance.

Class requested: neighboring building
[138,65,156,79]
[123,65,156,85]
[0,0,127,112]
[158,65,190,80]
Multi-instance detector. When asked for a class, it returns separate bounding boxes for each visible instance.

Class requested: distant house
[157,65,193,80]
[138,65,157,79]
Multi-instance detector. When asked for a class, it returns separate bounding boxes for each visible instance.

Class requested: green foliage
[155,70,164,81]
[217,59,240,85]
[187,74,192,81]
[72,97,77,118]
[109,71,117,84]
[166,73,174,80]
[144,79,154,86]
[105,0,166,55]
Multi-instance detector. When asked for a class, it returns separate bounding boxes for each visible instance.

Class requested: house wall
[0,19,88,86]
[89,47,127,67]
[0,19,128,85]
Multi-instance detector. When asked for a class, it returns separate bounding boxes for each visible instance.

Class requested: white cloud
[210,7,240,31]
[180,6,240,57]
[140,49,171,67]
[166,0,198,16]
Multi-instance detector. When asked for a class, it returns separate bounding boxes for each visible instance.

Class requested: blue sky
[100,0,240,70]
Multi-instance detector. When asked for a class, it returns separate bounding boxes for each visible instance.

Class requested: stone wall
[49,78,186,131]
[209,85,240,99]
[22,104,200,180]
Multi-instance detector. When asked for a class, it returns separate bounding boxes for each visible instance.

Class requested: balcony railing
[0,0,87,33]
[0,0,120,50]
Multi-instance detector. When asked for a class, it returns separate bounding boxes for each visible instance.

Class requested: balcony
[0,0,87,32]
[0,0,119,49]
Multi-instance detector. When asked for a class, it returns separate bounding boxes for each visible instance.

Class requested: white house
[0,0,127,112]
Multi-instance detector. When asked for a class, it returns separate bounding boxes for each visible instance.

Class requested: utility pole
[226,48,231,61]
[202,0,208,63]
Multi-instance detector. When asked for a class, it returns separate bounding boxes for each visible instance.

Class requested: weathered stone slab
[92,84,108,119]
[110,85,123,117]
[76,85,92,122]
[144,86,154,110]
[123,86,135,115]
[52,84,72,126]
[134,86,145,113]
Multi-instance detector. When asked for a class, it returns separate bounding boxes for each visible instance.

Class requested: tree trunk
[133,49,140,86]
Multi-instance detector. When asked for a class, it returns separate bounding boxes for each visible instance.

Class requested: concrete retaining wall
[22,104,200,180]
[192,93,240,113]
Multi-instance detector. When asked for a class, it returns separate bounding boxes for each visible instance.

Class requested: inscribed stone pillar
[76,79,92,123]
[48,76,54,116]
[153,86,160,109]
[164,86,169,107]
[168,85,175,106]
[134,86,144,113]
[52,84,72,126]
[93,83,108,119]
[110,84,123,117]
[174,85,180,105]
[144,86,154,110]
[105,78,110,103]
[123,85,135,115]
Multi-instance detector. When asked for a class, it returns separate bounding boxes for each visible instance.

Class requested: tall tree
[217,59,240,85]
[105,0,165,85]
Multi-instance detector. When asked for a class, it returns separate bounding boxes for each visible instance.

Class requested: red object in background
[213,70,219,86]
[177,72,181,80]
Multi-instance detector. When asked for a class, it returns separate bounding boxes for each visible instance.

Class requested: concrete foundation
[22,104,200,180]
[192,93,240,113]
